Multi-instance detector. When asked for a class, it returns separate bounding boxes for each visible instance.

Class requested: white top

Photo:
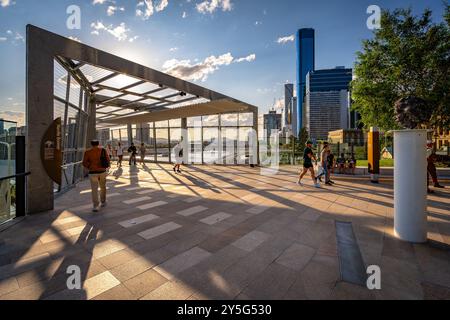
[116,146,123,156]
[173,144,183,164]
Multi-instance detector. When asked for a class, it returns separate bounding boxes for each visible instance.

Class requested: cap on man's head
[306,140,312,145]
[91,140,100,146]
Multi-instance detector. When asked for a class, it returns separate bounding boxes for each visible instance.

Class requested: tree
[351,3,450,131]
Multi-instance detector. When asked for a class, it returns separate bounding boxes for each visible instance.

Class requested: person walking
[173,138,184,174]
[116,142,124,168]
[128,143,137,166]
[320,143,332,186]
[297,141,320,188]
[83,140,111,212]
[139,143,146,166]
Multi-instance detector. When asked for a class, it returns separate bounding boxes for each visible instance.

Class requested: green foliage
[351,3,450,131]
[297,127,310,152]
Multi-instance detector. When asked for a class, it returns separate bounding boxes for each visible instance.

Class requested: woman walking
[297,141,320,188]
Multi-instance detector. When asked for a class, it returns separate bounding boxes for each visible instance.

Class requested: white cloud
[155,0,169,12]
[273,98,284,111]
[107,6,125,16]
[14,32,24,42]
[235,54,256,63]
[162,52,255,82]
[182,11,187,18]
[196,0,232,14]
[90,21,131,41]
[128,35,139,43]
[277,35,295,44]
[0,111,25,126]
[169,47,178,52]
[0,30,24,44]
[136,0,168,19]
[136,0,154,20]
[1,0,14,8]
[92,0,109,4]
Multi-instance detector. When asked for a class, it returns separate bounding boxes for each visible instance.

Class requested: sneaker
[173,167,176,173]
[314,183,321,188]
[296,180,303,186]
[92,206,99,212]
[177,170,182,174]
[325,182,333,186]
[101,202,107,208]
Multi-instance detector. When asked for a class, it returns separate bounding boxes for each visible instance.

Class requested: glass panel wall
[102,112,255,165]
[0,120,17,224]
[53,59,91,193]
[156,128,170,163]
[203,128,219,164]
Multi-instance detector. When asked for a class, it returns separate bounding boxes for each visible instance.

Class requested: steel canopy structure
[26,24,258,214]
[54,55,258,128]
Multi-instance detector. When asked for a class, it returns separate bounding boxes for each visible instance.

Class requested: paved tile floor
[0,164,449,300]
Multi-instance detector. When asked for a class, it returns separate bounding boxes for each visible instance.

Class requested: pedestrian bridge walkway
[0,164,449,300]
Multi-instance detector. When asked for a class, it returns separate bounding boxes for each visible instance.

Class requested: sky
[0,0,447,126]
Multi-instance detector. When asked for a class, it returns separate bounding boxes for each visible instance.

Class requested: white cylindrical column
[393,129,428,243]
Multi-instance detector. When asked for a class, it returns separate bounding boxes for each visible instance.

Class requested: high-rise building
[305,67,352,140]
[295,28,315,136]
[263,110,282,140]
[283,83,294,128]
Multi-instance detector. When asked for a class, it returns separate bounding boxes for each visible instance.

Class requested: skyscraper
[263,110,282,141]
[295,28,315,136]
[283,83,294,129]
[305,67,353,140]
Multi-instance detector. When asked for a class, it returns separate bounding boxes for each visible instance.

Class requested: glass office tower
[296,28,315,137]
[305,67,353,140]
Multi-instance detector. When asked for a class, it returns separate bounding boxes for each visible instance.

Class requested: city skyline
[0,0,447,126]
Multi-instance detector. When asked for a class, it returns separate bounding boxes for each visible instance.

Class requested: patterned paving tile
[176,206,209,217]
[138,222,182,240]
[0,165,449,300]
[137,201,168,211]
[118,214,160,228]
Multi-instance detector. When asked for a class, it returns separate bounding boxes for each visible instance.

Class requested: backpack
[100,148,110,168]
